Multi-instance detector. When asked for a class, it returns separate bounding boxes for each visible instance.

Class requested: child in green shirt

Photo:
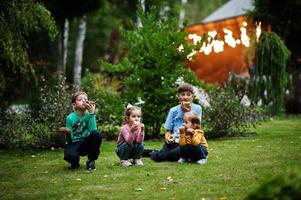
[63,91,102,170]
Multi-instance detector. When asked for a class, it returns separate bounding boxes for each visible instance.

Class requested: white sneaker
[133,159,144,166]
[177,158,186,163]
[196,159,207,164]
[120,160,132,167]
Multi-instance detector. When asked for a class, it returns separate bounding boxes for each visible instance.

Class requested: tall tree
[73,16,87,89]
[0,0,57,105]
[248,0,301,113]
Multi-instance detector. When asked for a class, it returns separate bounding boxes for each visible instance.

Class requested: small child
[63,91,102,170]
[178,111,208,164]
[116,104,145,167]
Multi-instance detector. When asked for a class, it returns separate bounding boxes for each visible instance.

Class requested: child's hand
[140,123,144,132]
[179,127,185,135]
[59,127,70,136]
[85,101,95,114]
[186,128,194,135]
[130,121,140,133]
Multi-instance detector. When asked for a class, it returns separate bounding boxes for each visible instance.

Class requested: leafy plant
[246,169,301,200]
[204,85,261,137]
[0,0,57,105]
[34,75,72,148]
[251,32,291,115]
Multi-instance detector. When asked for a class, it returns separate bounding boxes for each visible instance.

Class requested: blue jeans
[116,142,144,160]
[180,144,208,162]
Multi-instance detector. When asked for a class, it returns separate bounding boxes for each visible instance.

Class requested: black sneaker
[86,160,96,170]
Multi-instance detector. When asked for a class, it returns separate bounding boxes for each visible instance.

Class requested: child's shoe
[86,160,96,170]
[120,160,132,167]
[133,159,144,166]
[177,157,186,163]
[196,158,207,165]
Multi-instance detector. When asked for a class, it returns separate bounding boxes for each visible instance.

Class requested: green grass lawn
[1,116,301,200]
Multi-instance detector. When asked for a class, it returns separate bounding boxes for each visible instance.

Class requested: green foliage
[251,32,291,115]
[204,85,260,137]
[36,75,72,147]
[102,8,208,137]
[0,75,71,149]
[0,0,57,103]
[246,169,301,200]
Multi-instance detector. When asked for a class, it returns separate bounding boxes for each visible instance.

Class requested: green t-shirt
[65,111,97,144]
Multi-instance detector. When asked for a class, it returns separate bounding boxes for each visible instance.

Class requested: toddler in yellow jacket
[178,111,208,164]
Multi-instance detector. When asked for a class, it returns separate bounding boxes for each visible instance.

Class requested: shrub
[203,85,261,137]
[251,32,291,115]
[0,75,72,149]
[246,169,301,199]
[35,75,72,147]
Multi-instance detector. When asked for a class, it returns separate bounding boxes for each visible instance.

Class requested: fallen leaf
[135,188,142,191]
[160,187,167,191]
[166,176,173,182]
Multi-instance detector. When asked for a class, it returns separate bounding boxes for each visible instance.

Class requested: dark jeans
[150,142,180,162]
[180,144,208,162]
[116,142,144,160]
[64,130,102,166]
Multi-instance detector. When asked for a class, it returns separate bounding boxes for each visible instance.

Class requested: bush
[35,75,72,147]
[203,85,261,137]
[0,75,72,149]
[246,169,301,200]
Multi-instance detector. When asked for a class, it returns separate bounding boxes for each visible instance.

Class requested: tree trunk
[179,0,187,28]
[137,0,145,28]
[73,16,87,90]
[58,19,69,74]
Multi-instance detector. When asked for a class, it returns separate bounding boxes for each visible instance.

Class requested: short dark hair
[71,91,88,103]
[177,83,194,94]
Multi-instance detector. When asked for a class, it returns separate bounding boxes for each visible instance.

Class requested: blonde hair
[184,111,201,129]
[122,105,142,125]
